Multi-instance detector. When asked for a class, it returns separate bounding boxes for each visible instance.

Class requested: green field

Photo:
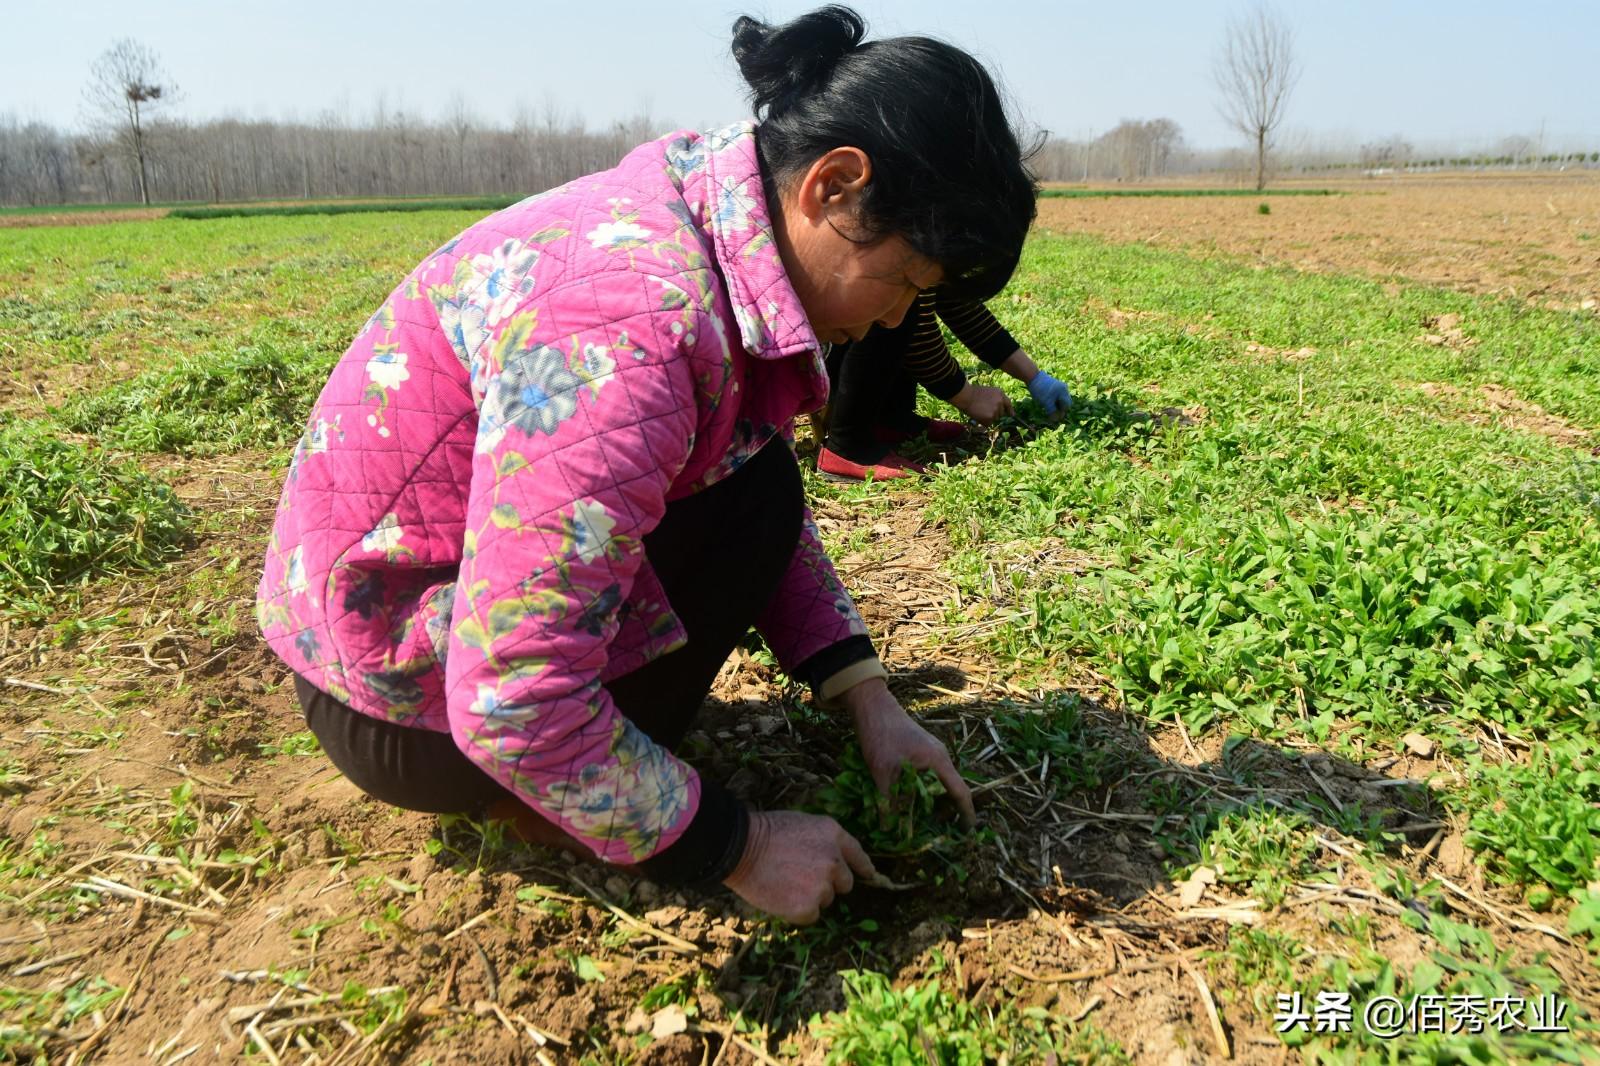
[0,193,530,219]
[1,211,1596,1063]
[1038,187,1340,198]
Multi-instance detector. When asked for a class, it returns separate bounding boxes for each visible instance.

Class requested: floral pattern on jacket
[257,123,869,864]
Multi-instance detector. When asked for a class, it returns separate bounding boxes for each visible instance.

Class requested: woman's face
[772,148,943,346]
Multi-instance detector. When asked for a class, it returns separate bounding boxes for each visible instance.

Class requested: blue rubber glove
[1026,371,1072,417]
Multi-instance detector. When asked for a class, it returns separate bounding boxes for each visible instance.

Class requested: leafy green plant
[1567,887,1600,959]
[1279,911,1592,1063]
[0,420,188,604]
[338,981,408,1035]
[1173,805,1324,907]
[813,745,954,858]
[992,692,1114,792]
[1456,741,1600,896]
[260,731,321,757]
[810,968,1128,1065]
[59,341,336,454]
[0,976,124,1058]
[1221,927,1304,995]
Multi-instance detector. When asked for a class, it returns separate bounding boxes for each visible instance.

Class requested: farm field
[1,177,1598,1064]
[1038,172,1600,308]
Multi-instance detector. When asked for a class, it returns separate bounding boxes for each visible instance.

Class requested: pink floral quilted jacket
[257,123,870,864]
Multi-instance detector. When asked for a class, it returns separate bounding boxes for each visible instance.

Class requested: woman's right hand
[723,810,877,924]
[951,383,1015,425]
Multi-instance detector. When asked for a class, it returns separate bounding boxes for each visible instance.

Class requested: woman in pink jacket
[256,5,1035,925]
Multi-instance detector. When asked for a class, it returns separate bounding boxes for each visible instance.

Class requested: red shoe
[817,447,926,482]
[874,419,967,445]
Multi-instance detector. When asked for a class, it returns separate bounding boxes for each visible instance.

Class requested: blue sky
[5,1,1597,151]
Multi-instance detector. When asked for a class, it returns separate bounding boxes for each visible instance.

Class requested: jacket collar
[696,122,820,362]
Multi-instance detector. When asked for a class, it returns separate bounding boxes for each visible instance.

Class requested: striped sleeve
[935,292,1020,370]
[900,290,968,401]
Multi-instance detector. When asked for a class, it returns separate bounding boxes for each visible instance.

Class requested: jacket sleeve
[755,499,882,699]
[442,275,738,876]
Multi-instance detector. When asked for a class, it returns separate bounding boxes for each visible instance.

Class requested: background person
[818,289,1072,480]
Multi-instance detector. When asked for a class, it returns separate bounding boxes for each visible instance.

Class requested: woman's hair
[731,5,1037,303]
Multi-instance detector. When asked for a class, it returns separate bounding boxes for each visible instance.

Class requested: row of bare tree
[1033,120,1188,183]
[0,111,664,207]
[0,112,1194,205]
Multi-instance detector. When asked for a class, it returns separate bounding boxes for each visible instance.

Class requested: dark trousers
[823,327,927,464]
[296,436,804,815]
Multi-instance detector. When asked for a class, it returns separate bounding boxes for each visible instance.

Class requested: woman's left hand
[840,677,977,826]
[1026,370,1072,417]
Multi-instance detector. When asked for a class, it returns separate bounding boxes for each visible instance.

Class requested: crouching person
[255,5,1031,924]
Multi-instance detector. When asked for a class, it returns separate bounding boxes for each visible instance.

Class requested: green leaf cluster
[1456,741,1600,896]
[59,341,336,454]
[813,746,952,858]
[0,420,188,605]
[810,969,1128,1066]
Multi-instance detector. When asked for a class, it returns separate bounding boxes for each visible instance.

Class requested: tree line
[0,109,667,208]
[3,19,1596,208]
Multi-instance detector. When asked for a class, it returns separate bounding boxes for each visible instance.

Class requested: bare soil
[0,209,168,228]
[1038,173,1600,308]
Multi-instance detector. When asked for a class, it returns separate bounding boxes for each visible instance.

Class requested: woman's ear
[793,146,872,222]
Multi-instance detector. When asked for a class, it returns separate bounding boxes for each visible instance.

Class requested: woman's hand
[1026,370,1072,417]
[722,810,877,924]
[950,383,1014,425]
[841,677,977,826]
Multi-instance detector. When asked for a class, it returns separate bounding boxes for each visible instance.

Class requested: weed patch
[58,341,335,454]
[929,233,1600,742]
[811,967,1129,1065]
[0,420,188,606]
[1456,740,1600,898]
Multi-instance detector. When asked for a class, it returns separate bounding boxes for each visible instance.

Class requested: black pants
[824,332,926,464]
[296,436,804,816]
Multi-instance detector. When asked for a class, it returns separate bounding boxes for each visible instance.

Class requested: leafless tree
[1359,135,1413,172]
[1213,5,1299,191]
[82,39,178,205]
[1497,134,1537,166]
[1098,119,1187,181]
[1031,120,1186,184]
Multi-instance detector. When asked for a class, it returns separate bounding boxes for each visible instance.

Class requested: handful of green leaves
[813,745,954,858]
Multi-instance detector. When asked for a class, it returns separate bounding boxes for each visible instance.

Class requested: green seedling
[810,968,1129,1066]
[1174,805,1325,908]
[813,745,954,859]
[1455,740,1600,896]
[0,419,189,608]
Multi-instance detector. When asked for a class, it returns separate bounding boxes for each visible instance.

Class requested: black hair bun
[731,6,867,118]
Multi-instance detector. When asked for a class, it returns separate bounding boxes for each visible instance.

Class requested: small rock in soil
[650,1004,689,1038]
[1401,731,1436,758]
